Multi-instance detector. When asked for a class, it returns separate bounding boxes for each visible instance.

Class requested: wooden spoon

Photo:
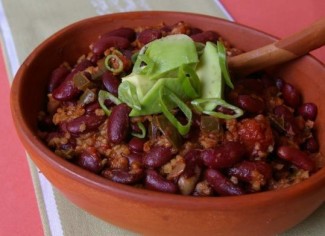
[228,18,325,75]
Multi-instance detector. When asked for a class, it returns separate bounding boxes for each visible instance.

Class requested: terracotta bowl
[10,11,325,235]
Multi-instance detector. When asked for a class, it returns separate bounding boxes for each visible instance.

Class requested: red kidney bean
[143,146,173,168]
[78,149,103,173]
[52,72,80,101]
[73,59,94,72]
[126,152,143,165]
[303,137,319,153]
[201,142,246,169]
[189,27,203,35]
[215,105,235,115]
[228,161,272,183]
[273,105,299,135]
[237,95,265,114]
[190,31,219,44]
[66,113,105,134]
[102,168,144,184]
[238,79,264,95]
[274,105,293,121]
[183,149,202,177]
[138,29,162,45]
[92,36,130,55]
[85,102,101,114]
[128,137,146,153]
[48,64,70,92]
[102,71,120,96]
[205,169,245,196]
[298,103,318,121]
[277,146,315,172]
[101,27,136,42]
[281,83,301,108]
[145,169,178,193]
[107,103,131,144]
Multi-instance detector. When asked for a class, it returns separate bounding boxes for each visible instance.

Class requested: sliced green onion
[217,41,234,89]
[191,98,243,119]
[131,122,146,139]
[118,81,141,110]
[132,54,155,75]
[131,51,139,64]
[159,86,192,135]
[104,54,124,74]
[98,90,121,116]
[195,42,205,56]
[178,64,201,99]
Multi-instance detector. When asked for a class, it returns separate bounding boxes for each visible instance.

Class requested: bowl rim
[10,11,325,209]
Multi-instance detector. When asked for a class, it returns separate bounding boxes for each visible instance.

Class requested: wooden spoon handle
[228,18,325,75]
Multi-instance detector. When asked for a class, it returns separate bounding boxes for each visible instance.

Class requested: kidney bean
[277,146,315,172]
[281,83,301,108]
[303,137,319,153]
[190,31,219,44]
[66,113,105,135]
[102,168,144,184]
[78,149,103,173]
[126,152,143,165]
[273,105,293,121]
[101,27,136,42]
[138,29,162,45]
[92,36,130,55]
[201,142,246,169]
[215,105,235,115]
[143,146,173,168]
[52,72,80,101]
[189,27,203,35]
[102,71,120,96]
[298,103,318,121]
[85,102,101,114]
[107,103,131,144]
[145,169,178,193]
[183,149,202,177]
[237,95,265,114]
[128,137,146,153]
[74,59,94,72]
[48,64,70,92]
[273,105,299,135]
[205,169,245,196]
[229,161,272,183]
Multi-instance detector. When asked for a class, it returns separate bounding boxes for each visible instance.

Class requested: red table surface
[1,1,324,235]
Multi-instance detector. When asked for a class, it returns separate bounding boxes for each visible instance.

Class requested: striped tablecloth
[1,0,324,235]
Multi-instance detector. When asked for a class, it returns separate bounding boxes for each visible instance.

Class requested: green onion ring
[98,90,121,116]
[131,122,146,139]
[104,54,124,74]
[217,41,234,89]
[191,98,243,119]
[159,86,192,135]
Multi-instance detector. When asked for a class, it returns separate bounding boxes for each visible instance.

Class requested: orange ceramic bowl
[10,11,325,235]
